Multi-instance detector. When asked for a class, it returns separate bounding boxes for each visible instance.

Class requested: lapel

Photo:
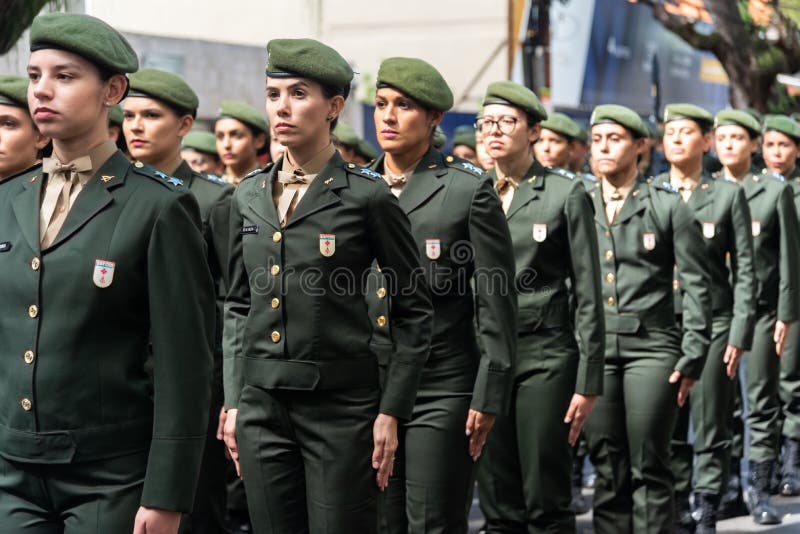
[245,162,280,230]
[12,168,45,253]
[589,183,608,231]
[744,172,765,201]
[385,148,446,215]
[613,175,649,226]
[284,152,347,228]
[506,160,546,221]
[46,151,128,250]
[688,173,713,212]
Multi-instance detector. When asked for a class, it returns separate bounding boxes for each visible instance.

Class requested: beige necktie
[605,191,623,224]
[40,156,92,248]
[383,172,407,198]
[678,183,692,202]
[276,170,311,227]
[496,176,517,214]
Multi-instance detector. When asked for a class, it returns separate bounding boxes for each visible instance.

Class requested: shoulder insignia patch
[153,169,184,187]
[242,167,265,181]
[550,167,576,180]
[356,167,382,180]
[656,180,678,194]
[203,173,227,185]
[459,161,483,175]
[581,172,598,183]
[444,157,482,176]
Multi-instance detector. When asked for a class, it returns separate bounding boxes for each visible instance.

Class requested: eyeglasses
[475,116,519,135]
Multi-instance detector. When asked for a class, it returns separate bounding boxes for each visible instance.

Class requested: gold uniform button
[605,250,614,261]
[273,232,282,243]
[271,265,280,276]
[23,350,34,364]
[376,288,387,299]
[376,315,387,327]
[28,305,38,318]
[271,298,280,309]
[606,273,615,283]
[604,230,611,238]
[606,297,615,306]
[20,398,32,411]
[271,331,281,343]
[31,257,41,271]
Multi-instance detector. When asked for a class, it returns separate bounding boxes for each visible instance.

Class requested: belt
[243,357,378,390]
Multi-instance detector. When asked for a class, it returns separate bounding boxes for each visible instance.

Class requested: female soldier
[476,81,604,533]
[0,12,214,533]
[214,100,268,185]
[582,105,711,534]
[368,59,517,534]
[182,130,225,176]
[0,75,49,180]
[660,104,755,534]
[123,67,235,534]
[532,111,581,169]
[715,110,800,525]
[451,124,479,166]
[221,39,433,534]
[760,115,800,497]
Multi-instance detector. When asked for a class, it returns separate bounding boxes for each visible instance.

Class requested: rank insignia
[702,222,715,239]
[101,175,114,183]
[642,232,656,251]
[320,234,336,257]
[93,259,116,288]
[532,223,548,242]
[425,238,441,260]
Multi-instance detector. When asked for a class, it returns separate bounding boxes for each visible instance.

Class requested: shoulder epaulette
[549,167,576,180]
[579,172,598,183]
[132,162,184,189]
[345,162,382,180]
[3,163,42,184]
[241,165,267,182]
[653,178,678,194]
[761,168,785,182]
[444,155,483,176]
[201,173,228,186]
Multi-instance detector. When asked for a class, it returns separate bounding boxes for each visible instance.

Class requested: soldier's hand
[465,410,496,461]
[564,394,597,447]
[723,344,744,379]
[372,413,398,491]
[668,370,695,407]
[774,320,791,357]
[223,408,241,476]
[216,406,227,441]
[132,506,181,534]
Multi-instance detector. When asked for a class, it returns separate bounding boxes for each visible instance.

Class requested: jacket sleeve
[468,178,518,414]
[367,184,433,420]
[777,183,800,323]
[673,198,712,379]
[222,188,250,409]
[728,187,757,349]
[565,180,605,395]
[141,190,215,512]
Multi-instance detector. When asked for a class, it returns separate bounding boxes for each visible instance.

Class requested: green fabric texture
[483,81,547,122]
[663,103,713,126]
[763,114,800,142]
[182,130,219,156]
[714,109,762,137]
[377,57,454,112]
[216,100,268,133]
[590,104,649,138]
[452,125,476,150]
[0,75,28,107]
[128,68,198,114]
[333,122,359,147]
[540,112,582,140]
[266,38,353,90]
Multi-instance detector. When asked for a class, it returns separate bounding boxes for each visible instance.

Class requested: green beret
[333,122,359,147]
[574,126,589,143]
[663,103,713,127]
[356,139,378,161]
[108,104,123,127]
[483,81,547,122]
[128,68,198,115]
[30,13,138,74]
[432,126,446,150]
[182,130,219,156]
[743,107,764,126]
[376,57,453,112]
[216,100,268,134]
[791,112,800,123]
[589,104,649,138]
[452,125,476,150]
[266,38,353,93]
[0,75,28,108]
[714,109,761,137]
[539,112,581,139]
[763,114,800,143]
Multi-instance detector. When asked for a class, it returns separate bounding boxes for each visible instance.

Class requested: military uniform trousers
[779,322,800,440]
[477,327,579,534]
[378,347,477,534]
[0,451,147,533]
[744,310,783,462]
[584,328,681,534]
[237,384,379,534]
[671,315,736,495]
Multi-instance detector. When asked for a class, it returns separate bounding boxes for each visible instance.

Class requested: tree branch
[637,0,718,52]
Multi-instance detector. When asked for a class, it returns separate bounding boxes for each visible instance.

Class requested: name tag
[240,224,260,235]
[0,242,10,253]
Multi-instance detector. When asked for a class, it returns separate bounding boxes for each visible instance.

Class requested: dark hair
[321,82,350,131]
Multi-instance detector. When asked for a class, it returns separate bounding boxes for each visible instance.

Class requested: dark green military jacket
[586,175,712,379]
[173,161,233,393]
[736,169,800,322]
[0,153,215,512]
[367,149,518,415]
[223,152,433,420]
[486,161,604,395]
[664,172,756,350]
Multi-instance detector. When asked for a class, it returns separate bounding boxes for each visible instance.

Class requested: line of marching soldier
[1,11,800,534]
